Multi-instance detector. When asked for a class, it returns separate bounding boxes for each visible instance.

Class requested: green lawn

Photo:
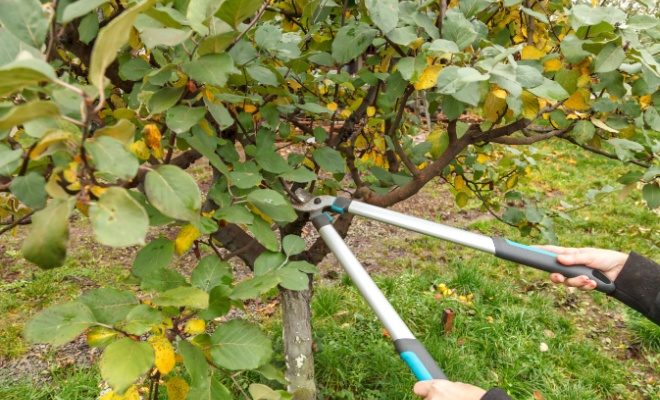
[1,138,658,399]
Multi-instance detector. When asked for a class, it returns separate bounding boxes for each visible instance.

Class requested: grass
[1,139,658,398]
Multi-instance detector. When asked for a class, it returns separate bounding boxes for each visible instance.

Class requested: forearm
[610,252,660,326]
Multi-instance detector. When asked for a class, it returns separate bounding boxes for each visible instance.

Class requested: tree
[0,0,658,398]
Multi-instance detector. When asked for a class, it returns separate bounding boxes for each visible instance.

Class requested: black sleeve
[610,252,660,326]
[481,388,512,399]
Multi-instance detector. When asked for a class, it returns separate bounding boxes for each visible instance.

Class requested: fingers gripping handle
[394,339,447,381]
[492,238,616,294]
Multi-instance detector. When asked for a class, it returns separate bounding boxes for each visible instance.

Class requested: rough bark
[281,286,316,400]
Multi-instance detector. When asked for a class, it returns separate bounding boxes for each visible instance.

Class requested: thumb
[556,253,592,267]
[414,381,432,397]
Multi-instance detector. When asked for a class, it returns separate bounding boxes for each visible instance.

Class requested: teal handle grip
[492,238,615,294]
[394,339,447,380]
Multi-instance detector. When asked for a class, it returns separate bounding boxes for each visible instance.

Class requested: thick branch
[329,84,380,147]
[490,125,572,145]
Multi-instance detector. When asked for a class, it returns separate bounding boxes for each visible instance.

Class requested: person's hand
[413,380,486,400]
[537,246,628,291]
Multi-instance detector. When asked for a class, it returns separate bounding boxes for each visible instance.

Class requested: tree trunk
[281,286,316,399]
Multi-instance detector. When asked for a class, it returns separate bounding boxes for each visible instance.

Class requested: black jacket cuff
[482,387,512,400]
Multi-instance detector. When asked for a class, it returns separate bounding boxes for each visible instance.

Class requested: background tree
[0,0,658,398]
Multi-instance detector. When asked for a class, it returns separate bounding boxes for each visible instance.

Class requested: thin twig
[0,211,35,236]
[226,0,270,52]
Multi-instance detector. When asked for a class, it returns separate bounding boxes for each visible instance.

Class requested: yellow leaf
[577,74,591,88]
[129,27,142,50]
[244,104,257,113]
[455,175,465,190]
[142,124,162,149]
[477,154,489,163]
[409,37,424,50]
[184,319,206,335]
[521,45,545,60]
[484,88,508,122]
[172,70,188,88]
[149,336,176,375]
[287,79,302,90]
[340,109,351,119]
[521,91,539,119]
[366,106,376,117]
[166,377,190,400]
[174,224,201,255]
[413,64,443,91]
[506,175,517,189]
[152,146,164,160]
[326,102,338,112]
[564,88,590,111]
[640,94,652,110]
[130,140,151,160]
[30,130,74,160]
[543,58,562,72]
[99,385,140,400]
[199,119,214,136]
[86,326,118,347]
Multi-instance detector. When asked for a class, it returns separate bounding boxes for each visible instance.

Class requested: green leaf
[216,0,263,29]
[279,167,317,183]
[247,65,279,86]
[24,302,97,346]
[528,78,569,100]
[62,0,108,23]
[124,305,164,335]
[132,238,174,278]
[229,274,281,300]
[88,0,157,90]
[559,34,590,63]
[89,187,149,247]
[282,235,306,257]
[165,105,208,134]
[209,319,273,370]
[520,6,549,24]
[254,252,286,276]
[181,53,237,89]
[229,170,263,189]
[515,65,544,88]
[10,172,47,209]
[198,285,232,320]
[86,326,118,348]
[100,338,155,394]
[84,136,139,180]
[442,9,478,50]
[644,107,660,131]
[153,286,209,309]
[191,255,232,292]
[627,15,660,30]
[140,27,192,49]
[0,57,57,97]
[428,39,460,53]
[187,0,223,34]
[642,183,660,209]
[22,198,73,269]
[141,268,189,292]
[366,0,398,34]
[0,0,48,48]
[594,42,626,74]
[525,205,543,223]
[247,189,297,224]
[119,57,153,81]
[460,0,495,18]
[276,267,310,291]
[0,27,41,66]
[179,340,210,390]
[145,165,202,222]
[205,99,234,130]
[147,87,184,114]
[77,288,138,326]
[312,147,346,173]
[0,101,60,130]
[248,215,279,252]
[78,13,99,44]
[332,22,378,65]
[571,120,595,144]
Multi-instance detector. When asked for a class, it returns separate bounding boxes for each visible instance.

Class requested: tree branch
[489,125,573,145]
[0,211,35,236]
[560,135,651,168]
